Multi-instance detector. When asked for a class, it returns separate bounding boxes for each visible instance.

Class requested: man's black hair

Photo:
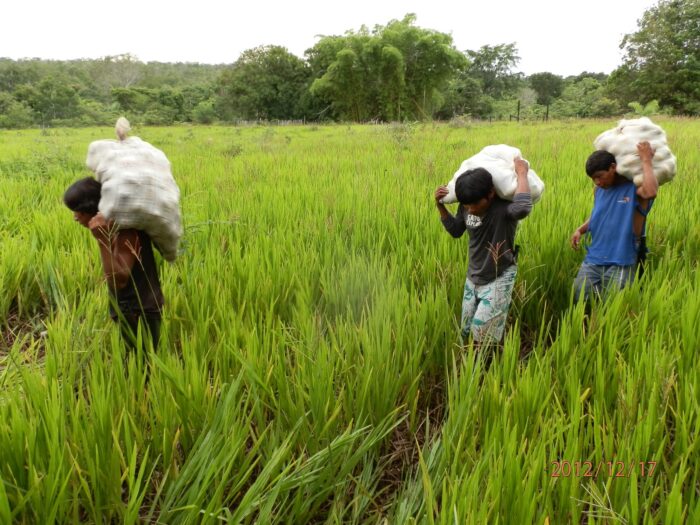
[63,177,102,215]
[585,150,617,177]
[454,168,494,204]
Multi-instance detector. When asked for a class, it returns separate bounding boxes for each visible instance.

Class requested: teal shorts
[461,265,517,344]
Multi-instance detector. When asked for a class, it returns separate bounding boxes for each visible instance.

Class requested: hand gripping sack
[441,144,544,204]
[86,134,182,262]
[593,117,676,186]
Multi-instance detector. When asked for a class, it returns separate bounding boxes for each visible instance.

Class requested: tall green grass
[0,120,698,523]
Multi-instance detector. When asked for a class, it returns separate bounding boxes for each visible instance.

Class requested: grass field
[0,119,698,523]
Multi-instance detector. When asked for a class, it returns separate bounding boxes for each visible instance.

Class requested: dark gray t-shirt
[441,193,532,285]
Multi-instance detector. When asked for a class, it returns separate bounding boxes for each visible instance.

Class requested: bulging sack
[86,134,182,262]
[593,117,676,185]
[441,144,544,204]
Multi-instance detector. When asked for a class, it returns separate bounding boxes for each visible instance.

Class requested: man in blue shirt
[571,141,658,302]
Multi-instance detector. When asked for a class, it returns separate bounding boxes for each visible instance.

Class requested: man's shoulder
[491,196,518,215]
[596,182,635,200]
[613,179,636,191]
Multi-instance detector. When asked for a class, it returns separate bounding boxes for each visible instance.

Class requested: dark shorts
[113,309,161,351]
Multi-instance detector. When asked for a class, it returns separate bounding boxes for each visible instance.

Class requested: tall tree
[435,74,489,119]
[466,43,522,98]
[379,45,405,121]
[381,15,467,118]
[528,72,564,106]
[218,45,310,120]
[610,0,700,114]
[309,14,465,121]
[309,31,377,121]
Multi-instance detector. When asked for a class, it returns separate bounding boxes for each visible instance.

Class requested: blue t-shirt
[585,180,648,266]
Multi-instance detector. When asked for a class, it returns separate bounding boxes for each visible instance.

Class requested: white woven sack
[86,136,182,262]
[593,117,676,185]
[441,144,544,204]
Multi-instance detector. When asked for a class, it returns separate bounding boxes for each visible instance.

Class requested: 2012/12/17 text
[547,461,657,479]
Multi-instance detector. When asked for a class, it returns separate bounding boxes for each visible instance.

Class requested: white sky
[3,0,658,76]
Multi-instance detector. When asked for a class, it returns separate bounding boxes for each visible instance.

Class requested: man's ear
[488,188,496,200]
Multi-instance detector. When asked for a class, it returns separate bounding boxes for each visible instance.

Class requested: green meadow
[0,120,698,523]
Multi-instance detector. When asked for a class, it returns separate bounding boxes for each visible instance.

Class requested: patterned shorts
[461,265,517,344]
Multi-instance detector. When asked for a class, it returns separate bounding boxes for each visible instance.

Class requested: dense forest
[0,0,698,128]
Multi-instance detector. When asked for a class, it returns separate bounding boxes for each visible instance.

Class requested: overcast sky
[3,0,658,76]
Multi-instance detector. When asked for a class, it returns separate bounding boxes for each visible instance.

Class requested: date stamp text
[547,460,657,479]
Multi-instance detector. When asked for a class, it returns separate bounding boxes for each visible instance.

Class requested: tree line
[0,1,697,129]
